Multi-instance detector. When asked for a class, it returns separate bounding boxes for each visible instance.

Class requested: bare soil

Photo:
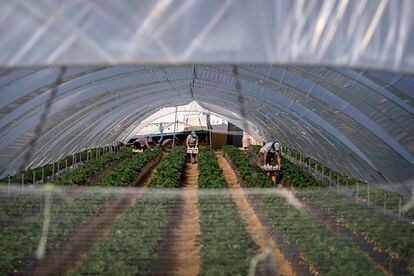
[216,152,295,276]
[151,162,201,276]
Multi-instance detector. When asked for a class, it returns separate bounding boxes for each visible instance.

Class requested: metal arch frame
[196,87,371,177]
[9,86,192,170]
[0,65,412,195]
[205,65,414,166]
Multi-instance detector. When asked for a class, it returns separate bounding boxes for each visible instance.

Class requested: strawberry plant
[258,193,382,275]
[0,190,111,274]
[223,145,273,188]
[198,147,226,188]
[148,147,186,188]
[198,193,259,275]
[299,188,414,273]
[96,148,160,187]
[70,193,175,275]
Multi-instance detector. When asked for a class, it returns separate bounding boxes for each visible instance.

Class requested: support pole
[65,158,68,172]
[33,169,36,185]
[173,106,178,147]
[52,163,55,181]
[42,167,44,184]
[398,197,402,220]
[356,181,359,202]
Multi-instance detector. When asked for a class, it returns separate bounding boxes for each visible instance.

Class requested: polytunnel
[1,1,414,275]
[1,65,413,195]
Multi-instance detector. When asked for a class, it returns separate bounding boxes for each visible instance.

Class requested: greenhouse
[0,1,414,275]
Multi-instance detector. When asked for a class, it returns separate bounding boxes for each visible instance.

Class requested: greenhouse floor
[0,149,412,275]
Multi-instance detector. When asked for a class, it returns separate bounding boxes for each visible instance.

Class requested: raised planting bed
[222,145,273,188]
[198,147,227,188]
[257,192,382,275]
[52,148,133,186]
[0,189,111,274]
[298,188,414,273]
[68,191,176,275]
[95,148,160,187]
[198,192,259,275]
[148,146,186,188]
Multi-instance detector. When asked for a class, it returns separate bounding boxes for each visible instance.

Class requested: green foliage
[222,145,273,188]
[53,148,133,186]
[148,147,186,188]
[70,193,174,275]
[198,193,259,275]
[96,148,160,187]
[0,191,111,274]
[259,192,382,275]
[280,158,321,188]
[198,147,227,188]
[299,188,414,273]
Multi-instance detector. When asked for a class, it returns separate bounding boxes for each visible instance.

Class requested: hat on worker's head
[191,130,197,137]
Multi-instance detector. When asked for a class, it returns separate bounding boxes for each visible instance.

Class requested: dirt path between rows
[24,159,161,276]
[152,162,201,276]
[216,152,295,276]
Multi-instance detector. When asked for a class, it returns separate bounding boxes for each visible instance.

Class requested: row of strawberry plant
[258,193,382,275]
[246,145,320,188]
[69,192,175,275]
[222,145,273,187]
[350,184,414,219]
[0,148,132,225]
[283,146,412,217]
[148,146,186,188]
[0,189,111,274]
[96,148,160,187]
[53,148,132,186]
[198,192,259,274]
[198,147,227,188]
[0,147,118,184]
[299,188,414,273]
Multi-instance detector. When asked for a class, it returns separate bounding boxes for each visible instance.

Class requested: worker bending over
[135,136,153,150]
[186,131,199,148]
[260,141,281,168]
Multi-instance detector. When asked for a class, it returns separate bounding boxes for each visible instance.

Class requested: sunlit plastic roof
[0,1,413,195]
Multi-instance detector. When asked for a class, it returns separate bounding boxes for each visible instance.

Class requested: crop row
[283,146,413,218]
[70,192,175,275]
[198,147,227,188]
[198,193,259,275]
[96,148,160,187]
[223,145,273,188]
[1,147,117,184]
[258,193,381,275]
[350,184,414,220]
[0,190,111,274]
[148,146,186,188]
[299,188,414,273]
[228,147,380,274]
[0,149,132,224]
[53,148,132,186]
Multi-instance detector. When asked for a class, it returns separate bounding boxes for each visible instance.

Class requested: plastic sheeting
[0,0,414,72]
[0,65,413,196]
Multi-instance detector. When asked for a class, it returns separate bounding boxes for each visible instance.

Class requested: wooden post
[329,170,332,187]
[57,161,60,174]
[65,158,68,172]
[42,167,44,184]
[33,169,36,185]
